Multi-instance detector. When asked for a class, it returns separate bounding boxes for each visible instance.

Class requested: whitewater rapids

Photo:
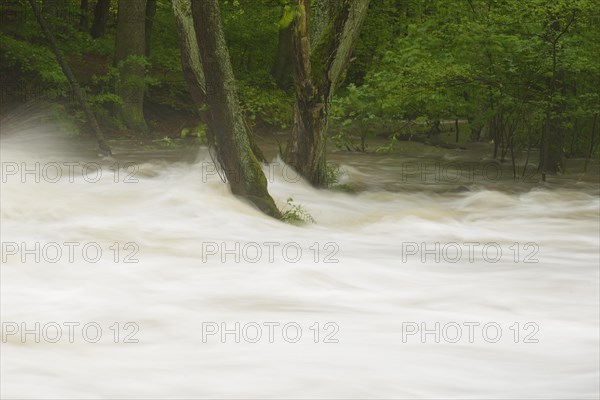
[1,123,599,399]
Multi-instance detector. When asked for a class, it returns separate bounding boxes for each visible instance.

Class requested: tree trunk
[191,0,281,219]
[115,0,147,132]
[271,16,294,89]
[284,0,371,187]
[455,118,459,143]
[309,0,331,48]
[172,0,206,110]
[91,0,111,38]
[145,0,156,57]
[539,12,575,175]
[429,119,441,136]
[540,112,564,175]
[28,0,112,156]
[583,113,598,173]
[79,0,90,31]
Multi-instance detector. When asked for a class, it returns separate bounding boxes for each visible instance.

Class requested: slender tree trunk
[115,0,147,132]
[509,136,517,180]
[539,12,575,175]
[455,118,459,143]
[191,0,281,218]
[429,119,441,136]
[29,0,112,155]
[583,113,598,173]
[172,0,206,109]
[540,111,564,174]
[522,131,533,179]
[569,118,578,156]
[145,0,156,57]
[284,0,371,187]
[91,0,111,38]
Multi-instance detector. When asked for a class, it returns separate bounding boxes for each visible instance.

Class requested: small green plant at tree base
[282,198,315,225]
[157,136,176,148]
[330,183,357,194]
[180,122,208,143]
[324,163,357,193]
[325,163,341,186]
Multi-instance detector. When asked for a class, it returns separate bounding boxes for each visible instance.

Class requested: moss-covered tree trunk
[91,0,111,39]
[284,0,370,187]
[115,0,147,132]
[172,0,206,110]
[191,0,281,219]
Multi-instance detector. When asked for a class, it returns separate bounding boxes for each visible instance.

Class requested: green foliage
[1,0,597,170]
[218,1,295,129]
[324,163,341,187]
[278,5,300,29]
[0,33,66,87]
[281,198,315,225]
[331,84,376,151]
[335,0,600,164]
[180,122,208,143]
[237,80,293,130]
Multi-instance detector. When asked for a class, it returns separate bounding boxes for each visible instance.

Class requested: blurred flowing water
[1,118,599,399]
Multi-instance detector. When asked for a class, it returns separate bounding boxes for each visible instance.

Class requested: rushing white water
[1,122,599,399]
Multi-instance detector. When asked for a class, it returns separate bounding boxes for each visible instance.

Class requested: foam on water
[1,124,599,399]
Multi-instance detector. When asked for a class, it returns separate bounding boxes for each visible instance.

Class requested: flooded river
[1,117,599,398]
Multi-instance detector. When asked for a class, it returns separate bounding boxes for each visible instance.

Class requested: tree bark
[309,0,331,48]
[172,0,206,109]
[90,0,111,38]
[455,118,459,143]
[271,12,294,90]
[583,113,598,173]
[284,0,371,187]
[79,0,90,32]
[191,0,281,218]
[115,0,147,132]
[539,11,576,175]
[145,0,156,57]
[29,0,112,156]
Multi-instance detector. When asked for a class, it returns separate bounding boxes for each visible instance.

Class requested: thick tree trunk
[271,19,294,89]
[115,0,147,132]
[191,0,281,219]
[90,0,111,38]
[284,0,371,187]
[145,0,156,57]
[309,0,331,48]
[79,0,89,31]
[29,0,111,155]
